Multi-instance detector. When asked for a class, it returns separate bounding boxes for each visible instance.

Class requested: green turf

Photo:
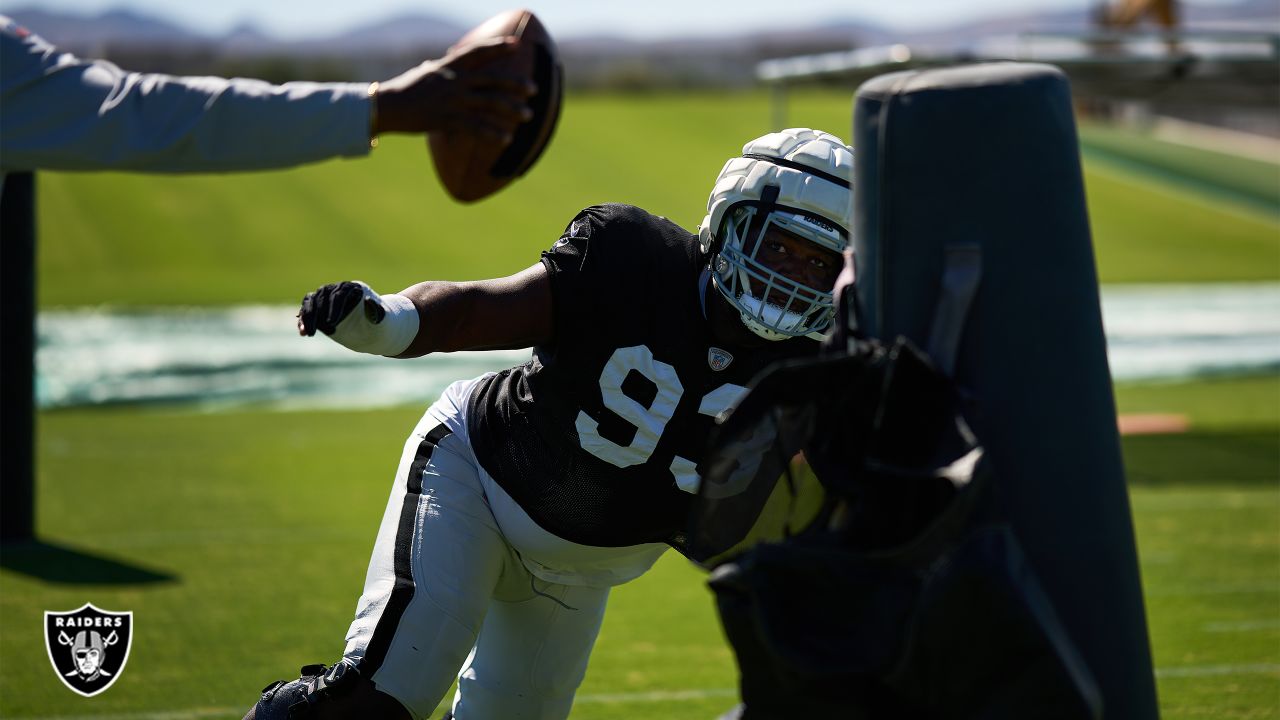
[9,89,1280,718]
[1,374,1276,718]
[1078,122,1280,216]
[34,90,850,309]
[1084,164,1280,284]
[1114,375,1280,717]
[34,90,1280,308]
[1115,373,1280,429]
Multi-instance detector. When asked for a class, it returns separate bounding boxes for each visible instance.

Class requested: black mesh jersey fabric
[466,203,817,551]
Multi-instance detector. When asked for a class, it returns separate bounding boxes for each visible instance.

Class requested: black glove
[297,282,385,336]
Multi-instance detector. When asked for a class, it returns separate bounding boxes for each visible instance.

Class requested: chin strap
[755,186,781,249]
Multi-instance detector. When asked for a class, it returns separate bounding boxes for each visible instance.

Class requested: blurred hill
[830,0,1279,48]
[3,0,1276,88]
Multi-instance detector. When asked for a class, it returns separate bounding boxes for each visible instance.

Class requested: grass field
[34,89,1280,308]
[0,373,1275,719]
[3,89,1278,718]
[1077,122,1280,217]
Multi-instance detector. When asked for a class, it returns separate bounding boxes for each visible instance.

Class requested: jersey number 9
[575,345,747,494]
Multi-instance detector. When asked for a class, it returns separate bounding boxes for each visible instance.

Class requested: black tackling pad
[697,335,1101,719]
[853,62,1158,718]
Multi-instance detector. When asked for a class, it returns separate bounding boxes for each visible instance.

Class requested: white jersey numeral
[576,346,684,468]
[670,383,749,493]
[576,345,748,493]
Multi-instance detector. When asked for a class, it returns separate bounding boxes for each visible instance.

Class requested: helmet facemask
[711,201,846,341]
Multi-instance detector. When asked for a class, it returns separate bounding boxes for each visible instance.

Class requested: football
[428,9,564,203]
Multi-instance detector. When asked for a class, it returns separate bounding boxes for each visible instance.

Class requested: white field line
[1203,619,1280,632]
[575,687,737,703]
[7,710,242,720]
[1155,663,1280,678]
[1145,581,1280,597]
[1151,116,1280,162]
[13,666,1280,720]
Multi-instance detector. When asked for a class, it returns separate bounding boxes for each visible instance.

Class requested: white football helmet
[698,128,853,341]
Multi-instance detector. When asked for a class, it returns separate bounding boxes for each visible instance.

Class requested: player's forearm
[395,265,552,356]
[298,265,550,358]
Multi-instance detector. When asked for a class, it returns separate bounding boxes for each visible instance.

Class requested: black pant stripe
[361,422,454,676]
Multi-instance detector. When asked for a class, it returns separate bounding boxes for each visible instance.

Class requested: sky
[4,0,1251,40]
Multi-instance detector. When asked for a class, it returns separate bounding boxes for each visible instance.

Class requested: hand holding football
[426,9,564,203]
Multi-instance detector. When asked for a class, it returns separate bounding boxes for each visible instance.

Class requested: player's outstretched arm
[297,262,551,357]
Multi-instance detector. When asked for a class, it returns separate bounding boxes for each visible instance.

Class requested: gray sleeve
[0,17,373,173]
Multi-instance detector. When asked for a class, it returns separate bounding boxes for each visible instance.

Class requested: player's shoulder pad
[566,202,651,232]
[560,203,691,247]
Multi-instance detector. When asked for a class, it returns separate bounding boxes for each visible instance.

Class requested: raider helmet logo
[44,603,133,697]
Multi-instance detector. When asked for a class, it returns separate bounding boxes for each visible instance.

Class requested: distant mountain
[4,0,1275,89]
[219,21,274,53]
[2,6,464,55]
[818,0,1278,51]
[309,13,465,52]
[850,7,1095,50]
[2,7,203,49]
[5,0,1276,57]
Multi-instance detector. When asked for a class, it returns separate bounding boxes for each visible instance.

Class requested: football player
[244,127,853,720]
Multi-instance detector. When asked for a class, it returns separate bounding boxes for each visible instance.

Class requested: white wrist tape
[330,282,419,357]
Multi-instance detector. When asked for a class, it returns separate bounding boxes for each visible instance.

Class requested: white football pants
[342,376,669,719]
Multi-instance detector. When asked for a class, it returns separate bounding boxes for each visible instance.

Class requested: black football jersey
[466,203,818,551]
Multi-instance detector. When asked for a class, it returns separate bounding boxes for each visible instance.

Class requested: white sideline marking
[575,687,737,704]
[15,667,1280,719]
[1151,116,1280,162]
[1204,619,1280,632]
[10,710,241,720]
[1146,582,1280,597]
[5,689,742,720]
[1155,663,1280,678]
